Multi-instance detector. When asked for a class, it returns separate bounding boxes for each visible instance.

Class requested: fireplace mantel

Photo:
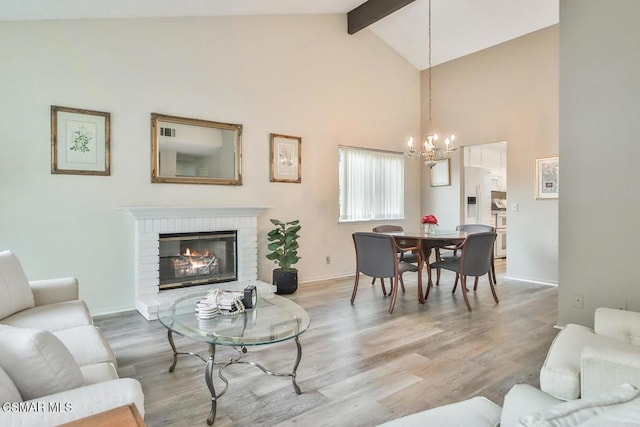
[122,206,269,320]
[123,206,269,219]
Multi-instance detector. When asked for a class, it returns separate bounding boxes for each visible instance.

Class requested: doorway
[462,142,508,260]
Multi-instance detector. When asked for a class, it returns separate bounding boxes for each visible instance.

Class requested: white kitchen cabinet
[489,174,503,191]
[481,149,502,170]
[466,146,483,167]
[465,145,507,191]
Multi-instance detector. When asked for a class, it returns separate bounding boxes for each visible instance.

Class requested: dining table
[382,229,468,291]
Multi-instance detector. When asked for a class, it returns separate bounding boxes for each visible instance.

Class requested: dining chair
[434,224,497,287]
[351,232,423,314]
[371,225,420,291]
[372,225,420,262]
[428,231,498,312]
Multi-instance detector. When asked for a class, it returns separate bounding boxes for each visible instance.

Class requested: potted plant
[266,219,301,294]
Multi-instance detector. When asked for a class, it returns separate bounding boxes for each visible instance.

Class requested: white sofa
[0,250,144,426]
[380,307,640,426]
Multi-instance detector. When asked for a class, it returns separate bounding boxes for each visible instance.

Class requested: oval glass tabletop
[158,291,310,347]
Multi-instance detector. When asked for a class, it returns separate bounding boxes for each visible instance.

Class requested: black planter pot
[273,268,298,295]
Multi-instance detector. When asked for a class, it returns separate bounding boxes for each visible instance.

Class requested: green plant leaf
[265,218,301,269]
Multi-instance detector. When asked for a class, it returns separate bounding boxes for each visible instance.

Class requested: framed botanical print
[270,133,301,183]
[51,106,110,176]
[535,156,559,199]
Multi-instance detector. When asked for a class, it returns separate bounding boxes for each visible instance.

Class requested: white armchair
[593,307,640,344]
[0,250,144,426]
[540,307,640,401]
[0,250,92,332]
[29,277,79,306]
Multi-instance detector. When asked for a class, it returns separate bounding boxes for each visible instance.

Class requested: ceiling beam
[347,0,417,35]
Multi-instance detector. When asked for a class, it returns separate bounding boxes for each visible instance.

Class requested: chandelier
[405,0,456,168]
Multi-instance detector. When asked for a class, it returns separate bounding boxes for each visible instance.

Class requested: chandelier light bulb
[447,134,456,150]
[407,136,414,150]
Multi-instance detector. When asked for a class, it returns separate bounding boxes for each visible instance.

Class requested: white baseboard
[300,272,354,285]
[92,307,138,319]
[503,275,558,287]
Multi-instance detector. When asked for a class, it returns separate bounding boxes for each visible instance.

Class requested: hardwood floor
[95,263,558,426]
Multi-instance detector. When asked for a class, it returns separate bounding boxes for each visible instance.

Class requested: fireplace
[159,231,237,290]
[123,206,268,320]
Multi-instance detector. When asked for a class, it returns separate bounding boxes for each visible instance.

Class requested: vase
[423,223,436,234]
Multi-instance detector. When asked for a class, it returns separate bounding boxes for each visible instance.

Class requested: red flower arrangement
[421,214,438,225]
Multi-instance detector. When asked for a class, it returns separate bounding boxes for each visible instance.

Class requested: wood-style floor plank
[95,263,558,426]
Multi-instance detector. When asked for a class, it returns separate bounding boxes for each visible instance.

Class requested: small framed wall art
[270,133,301,183]
[51,105,110,176]
[535,155,559,199]
[430,158,451,187]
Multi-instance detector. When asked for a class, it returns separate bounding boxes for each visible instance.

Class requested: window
[338,145,404,222]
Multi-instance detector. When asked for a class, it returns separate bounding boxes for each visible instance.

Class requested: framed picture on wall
[51,105,110,176]
[535,155,559,199]
[430,159,451,187]
[270,133,301,183]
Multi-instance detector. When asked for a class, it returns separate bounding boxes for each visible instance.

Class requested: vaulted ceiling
[0,0,558,70]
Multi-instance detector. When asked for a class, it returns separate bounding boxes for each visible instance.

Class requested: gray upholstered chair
[372,225,420,263]
[435,224,497,287]
[371,225,420,291]
[351,232,423,314]
[371,224,404,233]
[428,231,498,312]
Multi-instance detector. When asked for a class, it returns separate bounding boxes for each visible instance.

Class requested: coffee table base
[167,330,303,425]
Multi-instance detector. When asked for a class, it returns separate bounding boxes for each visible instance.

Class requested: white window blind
[338,145,405,222]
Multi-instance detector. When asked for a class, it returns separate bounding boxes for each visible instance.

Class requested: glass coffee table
[158,291,310,425]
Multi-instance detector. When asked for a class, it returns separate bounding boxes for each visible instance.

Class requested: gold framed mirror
[151,113,242,185]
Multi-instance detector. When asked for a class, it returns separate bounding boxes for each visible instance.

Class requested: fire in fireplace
[159,231,237,290]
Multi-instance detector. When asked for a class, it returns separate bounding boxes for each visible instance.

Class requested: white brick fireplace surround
[123,207,268,320]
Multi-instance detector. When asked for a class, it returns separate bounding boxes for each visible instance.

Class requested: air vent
[160,127,176,137]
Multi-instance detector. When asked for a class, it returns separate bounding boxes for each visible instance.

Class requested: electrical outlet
[326,256,331,265]
[573,294,584,309]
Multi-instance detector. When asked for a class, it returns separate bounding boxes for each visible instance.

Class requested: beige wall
[0,15,421,314]
[421,26,559,284]
[559,1,640,326]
